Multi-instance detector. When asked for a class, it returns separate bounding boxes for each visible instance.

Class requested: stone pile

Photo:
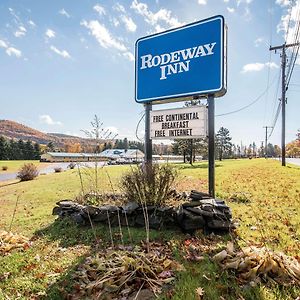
[53,190,232,232]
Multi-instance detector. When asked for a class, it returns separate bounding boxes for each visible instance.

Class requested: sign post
[144,103,152,164]
[135,15,227,198]
[208,95,215,198]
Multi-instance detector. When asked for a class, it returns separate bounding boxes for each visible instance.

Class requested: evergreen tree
[0,136,8,160]
[123,138,128,151]
[8,139,18,160]
[34,143,41,160]
[17,139,25,160]
[24,140,34,159]
[216,127,232,161]
[47,141,55,152]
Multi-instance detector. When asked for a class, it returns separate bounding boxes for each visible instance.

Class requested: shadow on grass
[0,181,20,188]
[35,218,300,300]
[34,217,183,248]
[177,163,223,170]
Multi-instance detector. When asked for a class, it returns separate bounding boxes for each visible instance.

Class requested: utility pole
[263,126,273,158]
[269,42,300,166]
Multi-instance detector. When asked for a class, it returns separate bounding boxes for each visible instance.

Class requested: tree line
[0,136,41,160]
[172,126,283,164]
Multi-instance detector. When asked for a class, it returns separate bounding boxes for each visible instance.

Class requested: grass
[0,159,299,299]
[0,160,46,173]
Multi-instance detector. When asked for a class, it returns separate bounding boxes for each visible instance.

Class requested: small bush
[2,166,8,171]
[120,163,177,206]
[17,163,38,181]
[54,167,62,173]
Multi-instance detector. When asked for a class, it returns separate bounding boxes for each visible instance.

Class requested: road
[286,158,300,166]
[0,162,106,182]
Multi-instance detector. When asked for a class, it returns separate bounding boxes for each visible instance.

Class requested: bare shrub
[120,163,177,206]
[54,167,62,173]
[2,166,8,171]
[17,163,38,181]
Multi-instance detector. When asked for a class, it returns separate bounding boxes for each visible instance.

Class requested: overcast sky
[0,0,299,146]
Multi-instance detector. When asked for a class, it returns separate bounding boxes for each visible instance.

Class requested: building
[40,149,144,163]
[99,149,144,162]
[40,152,104,162]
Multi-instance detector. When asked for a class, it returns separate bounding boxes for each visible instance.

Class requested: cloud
[241,62,279,73]
[224,0,230,2]
[277,0,300,45]
[123,51,134,61]
[50,45,71,59]
[0,39,22,58]
[131,0,183,32]
[227,7,235,13]
[0,39,8,48]
[113,3,126,13]
[39,115,62,126]
[276,0,291,6]
[81,20,127,51]
[14,25,27,37]
[237,0,253,6]
[112,17,120,27]
[105,126,118,134]
[93,4,106,16]
[28,20,36,27]
[198,0,207,4]
[45,29,55,39]
[59,8,70,18]
[254,37,264,47]
[6,47,22,58]
[120,15,137,32]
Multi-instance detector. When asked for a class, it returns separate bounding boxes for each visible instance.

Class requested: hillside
[0,120,90,146]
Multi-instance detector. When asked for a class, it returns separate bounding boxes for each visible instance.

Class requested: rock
[56,200,77,207]
[52,206,61,216]
[182,201,203,208]
[190,190,211,200]
[207,219,231,230]
[185,206,214,218]
[180,210,205,231]
[70,213,86,225]
[122,202,139,214]
[129,289,155,300]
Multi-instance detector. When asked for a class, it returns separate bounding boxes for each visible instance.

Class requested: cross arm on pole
[270,42,300,51]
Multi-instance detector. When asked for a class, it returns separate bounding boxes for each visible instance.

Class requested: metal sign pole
[208,94,215,198]
[144,103,152,164]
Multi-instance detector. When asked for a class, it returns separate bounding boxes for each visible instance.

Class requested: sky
[0,0,299,146]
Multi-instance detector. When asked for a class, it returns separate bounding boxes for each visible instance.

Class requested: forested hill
[0,120,86,146]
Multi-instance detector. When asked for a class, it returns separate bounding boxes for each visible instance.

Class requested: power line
[216,72,279,117]
[268,101,282,139]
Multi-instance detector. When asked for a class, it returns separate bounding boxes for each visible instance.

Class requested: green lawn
[0,160,46,173]
[0,159,299,299]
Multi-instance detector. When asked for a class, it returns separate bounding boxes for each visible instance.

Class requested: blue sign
[135,15,226,103]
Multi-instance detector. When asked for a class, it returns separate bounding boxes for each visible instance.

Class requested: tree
[17,139,25,160]
[0,136,8,160]
[23,140,33,160]
[34,143,41,160]
[47,141,55,152]
[65,142,82,153]
[8,139,18,160]
[216,127,232,160]
[123,138,128,151]
[286,141,300,157]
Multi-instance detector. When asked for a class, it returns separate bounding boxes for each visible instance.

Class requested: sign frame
[135,15,227,104]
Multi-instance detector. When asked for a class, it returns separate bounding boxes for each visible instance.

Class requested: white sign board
[150,106,208,140]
